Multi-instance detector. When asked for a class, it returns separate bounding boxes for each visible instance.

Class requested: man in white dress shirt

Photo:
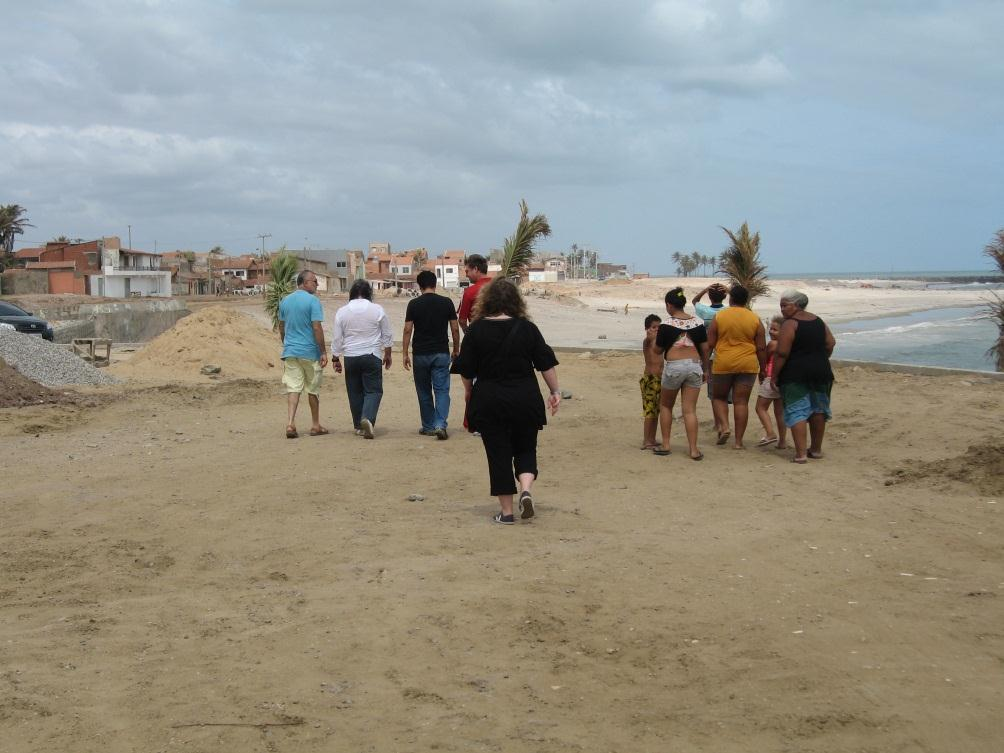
[331,279,394,438]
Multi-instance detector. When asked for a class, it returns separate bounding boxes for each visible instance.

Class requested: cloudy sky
[3,0,1002,273]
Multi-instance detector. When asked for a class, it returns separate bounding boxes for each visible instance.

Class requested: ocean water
[830,307,998,372]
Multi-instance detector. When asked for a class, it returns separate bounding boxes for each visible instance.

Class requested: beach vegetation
[499,200,551,280]
[983,228,1004,370]
[264,247,298,330]
[411,248,428,270]
[717,222,769,304]
[0,204,34,271]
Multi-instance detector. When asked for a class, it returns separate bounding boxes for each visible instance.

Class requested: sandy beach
[2,281,1002,752]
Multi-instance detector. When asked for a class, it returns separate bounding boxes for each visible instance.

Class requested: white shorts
[661,359,703,390]
[282,357,322,395]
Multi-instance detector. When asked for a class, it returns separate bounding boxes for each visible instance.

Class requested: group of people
[276,264,836,527]
[641,282,835,464]
[277,256,560,525]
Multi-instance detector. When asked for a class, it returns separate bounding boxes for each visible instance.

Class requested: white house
[91,237,171,297]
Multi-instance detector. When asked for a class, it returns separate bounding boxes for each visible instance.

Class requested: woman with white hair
[770,289,836,464]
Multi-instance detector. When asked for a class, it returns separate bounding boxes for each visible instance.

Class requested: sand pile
[113,306,281,380]
[888,443,1004,496]
[0,358,64,407]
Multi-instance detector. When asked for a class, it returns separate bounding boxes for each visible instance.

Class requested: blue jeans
[412,352,451,431]
[343,354,383,428]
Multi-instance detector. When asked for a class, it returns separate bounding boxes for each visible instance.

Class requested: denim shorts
[661,359,703,390]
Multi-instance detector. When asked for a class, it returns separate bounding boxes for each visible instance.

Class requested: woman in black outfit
[454,279,561,525]
[770,289,836,464]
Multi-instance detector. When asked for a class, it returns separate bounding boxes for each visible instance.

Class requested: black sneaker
[435,427,449,440]
[518,491,535,520]
[419,428,436,436]
[492,512,515,525]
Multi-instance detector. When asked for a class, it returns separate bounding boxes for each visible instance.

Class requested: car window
[0,302,28,316]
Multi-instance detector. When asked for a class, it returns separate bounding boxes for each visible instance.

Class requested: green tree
[0,204,34,270]
[499,200,551,279]
[717,222,769,304]
[983,228,1004,370]
[264,247,298,330]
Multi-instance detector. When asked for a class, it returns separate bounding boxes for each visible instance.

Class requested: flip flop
[640,443,659,450]
[309,427,329,436]
[690,452,704,461]
[807,451,823,459]
[652,448,671,456]
[791,457,808,464]
[716,431,731,446]
[285,428,298,439]
[757,436,778,447]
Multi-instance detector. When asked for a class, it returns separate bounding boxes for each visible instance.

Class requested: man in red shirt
[457,254,491,332]
[457,254,491,431]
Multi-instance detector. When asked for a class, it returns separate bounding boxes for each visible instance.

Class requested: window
[336,261,347,268]
[0,302,28,316]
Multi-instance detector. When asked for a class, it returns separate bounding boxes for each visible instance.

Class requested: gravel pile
[0,329,118,387]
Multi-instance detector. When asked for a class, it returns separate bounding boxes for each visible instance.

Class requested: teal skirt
[780,381,832,427]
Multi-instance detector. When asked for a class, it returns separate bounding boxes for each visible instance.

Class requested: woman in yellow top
[706,284,767,449]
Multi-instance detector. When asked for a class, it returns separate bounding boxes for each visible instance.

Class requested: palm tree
[983,229,1004,370]
[690,251,702,277]
[498,200,551,280]
[0,204,34,271]
[264,247,299,330]
[671,251,683,276]
[717,222,769,304]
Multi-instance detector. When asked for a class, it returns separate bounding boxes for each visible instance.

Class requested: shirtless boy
[640,314,662,449]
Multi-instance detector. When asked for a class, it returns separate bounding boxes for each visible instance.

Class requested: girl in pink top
[754,316,787,448]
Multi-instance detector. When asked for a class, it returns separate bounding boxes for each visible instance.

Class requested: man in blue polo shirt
[278,270,328,438]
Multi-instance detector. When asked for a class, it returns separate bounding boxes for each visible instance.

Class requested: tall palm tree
[690,251,702,277]
[0,204,34,270]
[499,200,551,280]
[264,247,299,330]
[671,251,683,276]
[717,222,769,304]
[983,228,1004,370]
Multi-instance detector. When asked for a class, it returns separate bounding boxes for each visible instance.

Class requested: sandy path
[2,353,1001,752]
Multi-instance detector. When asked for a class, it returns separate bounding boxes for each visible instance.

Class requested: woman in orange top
[706,284,767,449]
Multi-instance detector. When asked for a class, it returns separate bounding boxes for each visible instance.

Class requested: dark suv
[0,301,55,341]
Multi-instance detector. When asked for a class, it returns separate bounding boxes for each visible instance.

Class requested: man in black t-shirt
[402,270,460,439]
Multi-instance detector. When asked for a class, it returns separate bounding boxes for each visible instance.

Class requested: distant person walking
[331,280,393,439]
[706,284,767,449]
[771,289,836,464]
[457,254,493,432]
[278,270,328,438]
[402,270,460,440]
[692,282,730,434]
[453,279,561,525]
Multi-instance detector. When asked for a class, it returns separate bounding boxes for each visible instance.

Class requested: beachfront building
[300,249,365,293]
[91,236,171,297]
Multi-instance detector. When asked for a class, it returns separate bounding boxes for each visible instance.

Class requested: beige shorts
[282,357,322,395]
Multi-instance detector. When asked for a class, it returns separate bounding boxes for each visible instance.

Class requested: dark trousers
[343,354,383,428]
[479,423,539,496]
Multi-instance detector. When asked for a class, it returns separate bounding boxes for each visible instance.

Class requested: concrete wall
[32,299,190,343]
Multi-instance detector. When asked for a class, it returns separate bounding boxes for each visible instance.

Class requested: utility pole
[257,233,271,292]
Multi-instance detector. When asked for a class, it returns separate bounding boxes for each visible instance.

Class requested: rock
[200,364,222,375]
[407,494,425,502]
[561,390,573,400]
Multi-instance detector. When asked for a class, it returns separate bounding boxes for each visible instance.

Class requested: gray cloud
[2,1,1001,270]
